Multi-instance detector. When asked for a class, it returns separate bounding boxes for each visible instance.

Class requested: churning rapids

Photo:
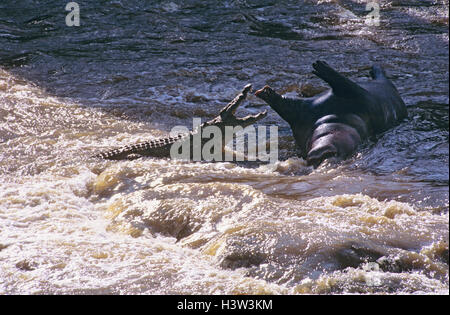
[0,0,448,294]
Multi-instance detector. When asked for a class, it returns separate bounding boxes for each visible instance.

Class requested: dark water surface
[0,0,448,294]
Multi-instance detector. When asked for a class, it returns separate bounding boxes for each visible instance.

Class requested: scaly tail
[92,84,267,161]
[94,133,187,160]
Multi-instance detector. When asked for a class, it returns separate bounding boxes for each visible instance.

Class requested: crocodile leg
[93,84,267,160]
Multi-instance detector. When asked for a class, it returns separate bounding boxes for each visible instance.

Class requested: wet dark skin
[255,61,407,167]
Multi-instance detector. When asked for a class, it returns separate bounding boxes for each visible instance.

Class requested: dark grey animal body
[255,61,407,167]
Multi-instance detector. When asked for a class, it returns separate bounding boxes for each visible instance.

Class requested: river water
[0,0,448,294]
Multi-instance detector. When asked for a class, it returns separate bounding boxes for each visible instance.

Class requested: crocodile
[94,84,267,161]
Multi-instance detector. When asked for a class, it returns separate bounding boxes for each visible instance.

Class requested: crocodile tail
[94,133,187,160]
